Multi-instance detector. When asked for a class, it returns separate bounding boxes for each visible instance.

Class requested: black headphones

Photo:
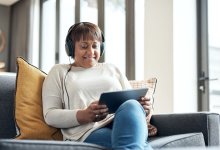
[65,22,105,58]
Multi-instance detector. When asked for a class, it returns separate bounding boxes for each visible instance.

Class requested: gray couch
[0,72,220,150]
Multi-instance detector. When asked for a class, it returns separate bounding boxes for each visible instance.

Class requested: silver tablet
[99,88,148,113]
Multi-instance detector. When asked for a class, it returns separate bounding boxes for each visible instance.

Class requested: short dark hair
[70,22,103,44]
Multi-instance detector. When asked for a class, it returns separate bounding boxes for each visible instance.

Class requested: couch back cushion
[0,73,17,138]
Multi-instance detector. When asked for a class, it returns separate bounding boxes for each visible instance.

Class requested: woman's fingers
[92,107,108,115]
[90,102,109,122]
[142,105,151,110]
[95,112,108,121]
[138,97,152,115]
[139,100,151,106]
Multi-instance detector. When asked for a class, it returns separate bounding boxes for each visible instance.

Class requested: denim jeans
[84,100,153,150]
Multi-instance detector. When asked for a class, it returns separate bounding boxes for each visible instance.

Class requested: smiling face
[74,38,101,68]
[69,22,103,68]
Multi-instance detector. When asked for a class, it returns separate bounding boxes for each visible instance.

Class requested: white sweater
[42,63,131,141]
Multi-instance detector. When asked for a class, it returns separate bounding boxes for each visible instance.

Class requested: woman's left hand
[138,97,152,116]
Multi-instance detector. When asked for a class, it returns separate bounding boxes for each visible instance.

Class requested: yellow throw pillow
[15,57,63,140]
[129,78,157,136]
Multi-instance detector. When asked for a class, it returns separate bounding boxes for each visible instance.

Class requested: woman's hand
[77,101,109,124]
[138,97,152,116]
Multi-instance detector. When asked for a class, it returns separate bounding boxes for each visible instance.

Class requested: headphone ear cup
[100,32,105,56]
[100,42,104,56]
[65,37,74,58]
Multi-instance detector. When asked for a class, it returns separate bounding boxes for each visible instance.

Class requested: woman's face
[74,38,101,68]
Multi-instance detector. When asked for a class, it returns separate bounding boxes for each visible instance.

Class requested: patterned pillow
[129,78,157,137]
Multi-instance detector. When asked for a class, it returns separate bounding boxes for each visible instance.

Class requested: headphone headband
[65,22,105,58]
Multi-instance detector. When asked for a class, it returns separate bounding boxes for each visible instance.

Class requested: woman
[42,22,153,150]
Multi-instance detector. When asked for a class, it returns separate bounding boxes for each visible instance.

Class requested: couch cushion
[149,133,205,149]
[0,73,16,138]
[0,139,106,150]
[15,57,62,140]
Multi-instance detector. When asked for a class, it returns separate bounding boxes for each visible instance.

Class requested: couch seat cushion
[149,133,205,149]
[0,139,106,150]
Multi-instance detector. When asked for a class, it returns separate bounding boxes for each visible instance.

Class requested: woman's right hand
[76,101,109,124]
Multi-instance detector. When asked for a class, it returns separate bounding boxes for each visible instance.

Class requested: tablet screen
[99,88,148,113]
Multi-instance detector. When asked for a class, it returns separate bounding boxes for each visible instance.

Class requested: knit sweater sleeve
[42,65,80,128]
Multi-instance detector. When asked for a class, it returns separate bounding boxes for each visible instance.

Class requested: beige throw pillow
[129,78,157,136]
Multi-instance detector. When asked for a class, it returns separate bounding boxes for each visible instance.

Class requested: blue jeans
[84,100,153,150]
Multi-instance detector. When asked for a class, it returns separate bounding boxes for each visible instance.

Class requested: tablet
[99,88,148,113]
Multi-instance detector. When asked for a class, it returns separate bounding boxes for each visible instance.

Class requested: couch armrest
[151,112,220,146]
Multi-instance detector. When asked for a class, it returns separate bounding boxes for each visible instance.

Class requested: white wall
[144,0,173,113]
[173,0,197,113]
[144,0,197,113]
